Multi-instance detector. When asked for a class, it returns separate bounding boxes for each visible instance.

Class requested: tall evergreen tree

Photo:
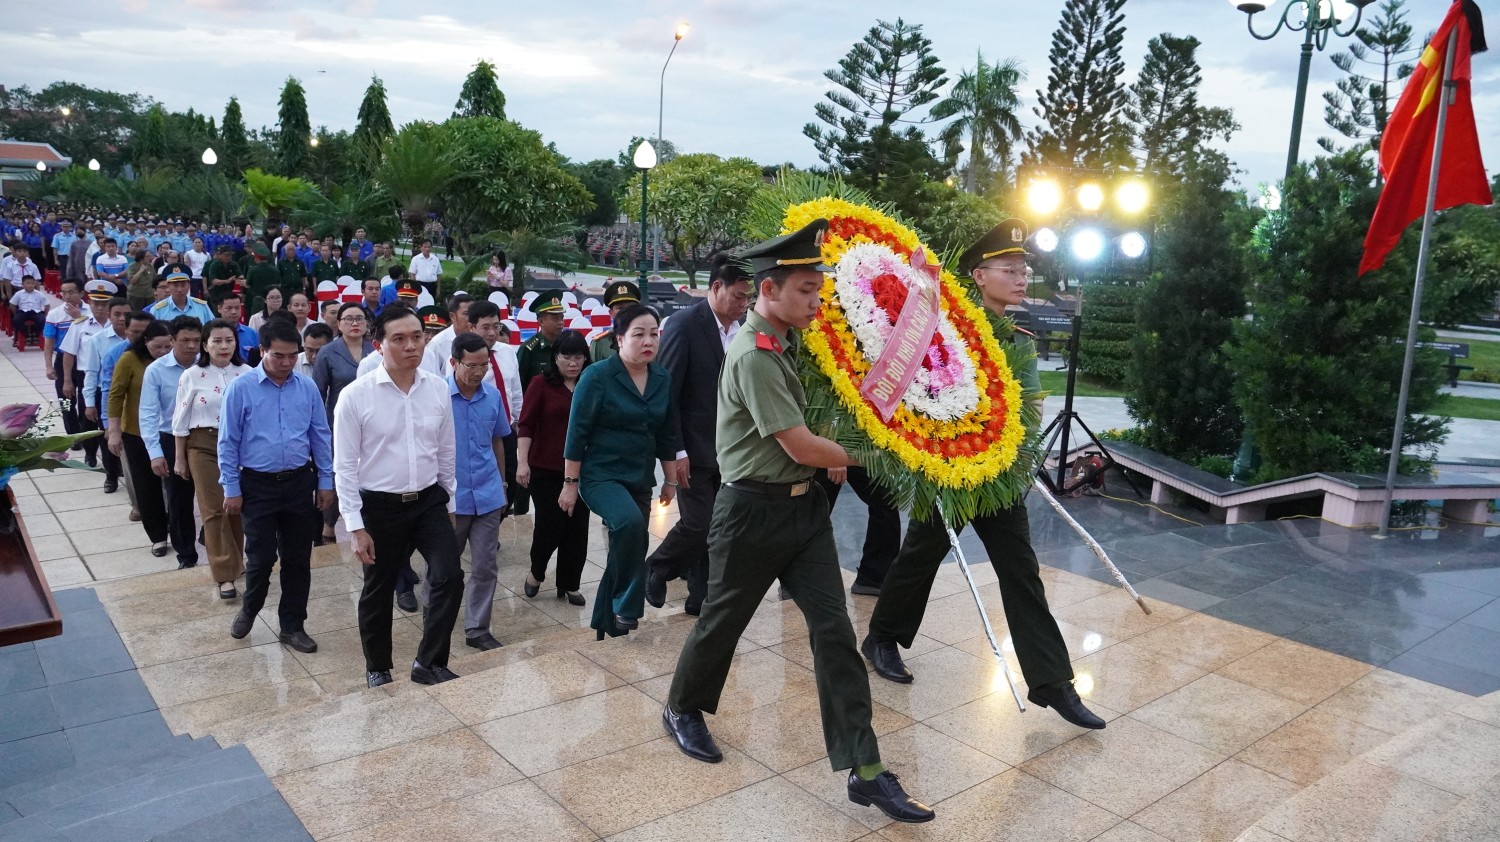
[453,60,507,120]
[354,75,394,149]
[1126,34,1210,178]
[1024,0,1131,171]
[931,52,1026,194]
[803,19,947,209]
[275,76,311,177]
[134,104,169,168]
[220,96,251,175]
[1322,0,1418,157]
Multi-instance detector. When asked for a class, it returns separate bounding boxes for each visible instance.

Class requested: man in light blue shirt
[219,318,335,653]
[444,332,511,651]
[149,268,214,323]
[50,221,77,279]
[139,315,202,568]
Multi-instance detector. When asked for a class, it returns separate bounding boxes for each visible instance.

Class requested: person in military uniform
[392,278,422,309]
[150,268,215,324]
[662,219,934,825]
[859,219,1105,731]
[416,305,450,337]
[242,242,282,306]
[516,289,566,388]
[588,280,641,362]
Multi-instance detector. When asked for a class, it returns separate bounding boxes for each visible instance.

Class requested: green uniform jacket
[715,310,818,484]
[563,354,681,492]
[311,259,342,284]
[516,334,555,390]
[275,259,306,294]
[342,258,372,281]
[201,259,240,291]
[589,331,617,363]
[244,262,281,302]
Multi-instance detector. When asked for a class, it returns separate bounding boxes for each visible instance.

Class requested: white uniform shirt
[332,365,456,532]
[408,253,442,283]
[11,288,47,313]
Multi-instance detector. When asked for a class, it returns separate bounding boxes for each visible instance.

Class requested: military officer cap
[85,279,117,301]
[958,218,1032,276]
[163,268,191,285]
[162,262,192,279]
[394,279,422,299]
[603,281,641,308]
[417,305,450,332]
[531,289,565,315]
[737,218,834,276]
[249,242,271,258]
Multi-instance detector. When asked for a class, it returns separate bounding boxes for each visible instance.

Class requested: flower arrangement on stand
[745,173,1043,527]
[0,403,101,531]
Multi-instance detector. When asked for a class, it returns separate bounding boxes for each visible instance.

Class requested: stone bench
[1099,441,1500,528]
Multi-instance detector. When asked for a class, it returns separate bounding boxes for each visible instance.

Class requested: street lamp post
[633,140,657,285]
[651,21,688,273]
[1228,0,1372,483]
[1231,0,1374,180]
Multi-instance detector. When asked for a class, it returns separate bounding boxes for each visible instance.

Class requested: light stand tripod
[1036,315,1141,497]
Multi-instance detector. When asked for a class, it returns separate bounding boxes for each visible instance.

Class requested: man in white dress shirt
[334,307,464,688]
[408,239,443,298]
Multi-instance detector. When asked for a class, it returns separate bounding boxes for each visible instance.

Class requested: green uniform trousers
[867,500,1075,690]
[668,484,881,772]
[583,480,651,638]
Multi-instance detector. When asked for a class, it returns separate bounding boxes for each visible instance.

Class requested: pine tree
[354,75,394,149]
[931,52,1026,194]
[1322,0,1418,157]
[275,77,311,177]
[802,18,948,203]
[453,60,507,120]
[1127,34,1211,178]
[220,96,251,176]
[1024,0,1131,171]
[134,105,168,168]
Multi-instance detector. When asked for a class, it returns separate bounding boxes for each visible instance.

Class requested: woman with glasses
[311,302,373,544]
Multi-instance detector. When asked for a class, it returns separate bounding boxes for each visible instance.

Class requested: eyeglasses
[340,316,366,324]
[455,360,488,371]
[979,265,1027,278]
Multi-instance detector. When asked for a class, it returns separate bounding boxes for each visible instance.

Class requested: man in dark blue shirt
[219,318,335,653]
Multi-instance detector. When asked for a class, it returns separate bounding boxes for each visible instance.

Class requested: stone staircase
[1235,688,1500,842]
[0,588,308,841]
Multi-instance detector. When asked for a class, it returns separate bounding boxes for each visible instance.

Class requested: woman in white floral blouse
[172,319,252,599]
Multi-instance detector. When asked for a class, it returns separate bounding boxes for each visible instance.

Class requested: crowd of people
[2,198,1120,825]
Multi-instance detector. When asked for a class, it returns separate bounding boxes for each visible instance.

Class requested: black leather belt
[724,478,813,497]
[241,463,311,482]
[361,485,433,504]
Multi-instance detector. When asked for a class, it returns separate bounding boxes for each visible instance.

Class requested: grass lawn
[1458,337,1499,381]
[1038,370,1128,398]
[1429,394,1500,422]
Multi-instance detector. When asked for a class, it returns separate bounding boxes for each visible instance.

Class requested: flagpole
[1377,27,1460,539]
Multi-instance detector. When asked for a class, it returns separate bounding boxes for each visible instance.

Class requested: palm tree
[242,167,314,225]
[931,52,1026,194]
[376,125,455,252]
[290,179,397,251]
[457,224,588,295]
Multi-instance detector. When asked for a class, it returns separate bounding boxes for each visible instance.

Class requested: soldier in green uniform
[242,243,282,306]
[662,219,934,824]
[516,290,566,389]
[588,280,641,363]
[201,245,243,299]
[859,219,1106,731]
[310,245,342,286]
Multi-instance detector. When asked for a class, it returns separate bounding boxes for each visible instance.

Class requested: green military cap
[250,242,271,258]
[603,280,641,308]
[531,289,565,314]
[394,279,422,299]
[737,218,834,276]
[958,218,1032,275]
[417,305,450,332]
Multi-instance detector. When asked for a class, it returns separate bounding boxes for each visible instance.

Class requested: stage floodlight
[1259,184,1282,211]
[1077,183,1105,212]
[1026,179,1063,216]
[1116,181,1149,214]
[1070,228,1105,262]
[1033,227,1060,253]
[1119,231,1147,259]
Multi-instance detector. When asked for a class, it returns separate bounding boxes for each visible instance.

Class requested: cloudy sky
[4,0,1496,194]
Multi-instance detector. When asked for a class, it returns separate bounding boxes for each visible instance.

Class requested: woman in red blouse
[517,330,593,605]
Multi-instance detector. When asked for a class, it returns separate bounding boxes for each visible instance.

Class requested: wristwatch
[562,477,580,484]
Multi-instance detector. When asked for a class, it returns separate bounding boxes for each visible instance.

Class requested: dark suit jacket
[659,299,732,469]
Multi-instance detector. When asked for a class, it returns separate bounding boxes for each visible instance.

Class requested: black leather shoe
[860,635,913,684]
[396,590,418,613]
[523,576,540,598]
[662,705,722,763]
[1027,682,1106,729]
[645,571,667,608]
[564,591,586,606]
[177,560,198,570]
[411,663,460,685]
[847,771,935,823]
[103,478,118,494]
[278,630,318,653]
[850,581,881,596]
[367,670,393,688]
[465,632,503,651]
[614,614,638,630]
[683,601,701,617]
[229,611,253,639]
[151,542,169,557]
[217,584,237,600]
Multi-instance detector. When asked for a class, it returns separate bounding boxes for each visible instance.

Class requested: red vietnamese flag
[1359,0,1490,276]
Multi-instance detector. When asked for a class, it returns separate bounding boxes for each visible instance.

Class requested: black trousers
[358,485,463,672]
[52,354,80,438]
[816,466,900,588]
[646,463,719,609]
[120,433,168,543]
[501,432,519,517]
[158,433,198,565]
[866,501,1074,690]
[84,388,116,475]
[240,466,318,634]
[528,467,590,592]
